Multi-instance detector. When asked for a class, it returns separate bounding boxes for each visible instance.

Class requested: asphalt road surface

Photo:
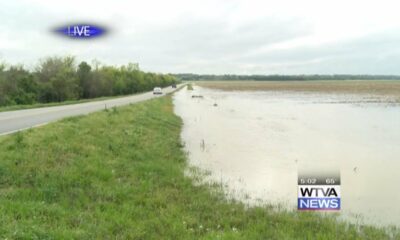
[0,86,182,135]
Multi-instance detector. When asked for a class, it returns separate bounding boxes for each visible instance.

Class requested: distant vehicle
[153,87,162,95]
[172,84,177,88]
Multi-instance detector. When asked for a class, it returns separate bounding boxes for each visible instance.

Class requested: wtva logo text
[298,185,341,210]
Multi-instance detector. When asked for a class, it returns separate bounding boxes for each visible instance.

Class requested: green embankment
[0,96,396,239]
[0,95,120,113]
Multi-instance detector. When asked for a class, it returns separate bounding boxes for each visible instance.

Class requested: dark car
[172,84,177,88]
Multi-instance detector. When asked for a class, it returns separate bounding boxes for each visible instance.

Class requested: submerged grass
[0,96,396,239]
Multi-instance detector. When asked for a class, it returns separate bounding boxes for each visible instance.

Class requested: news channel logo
[298,171,341,211]
[53,23,108,39]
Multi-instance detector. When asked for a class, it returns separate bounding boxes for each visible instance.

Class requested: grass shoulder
[0,95,134,113]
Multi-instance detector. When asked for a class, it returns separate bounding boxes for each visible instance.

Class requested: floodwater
[173,86,400,227]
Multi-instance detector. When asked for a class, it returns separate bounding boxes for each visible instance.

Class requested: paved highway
[0,86,182,135]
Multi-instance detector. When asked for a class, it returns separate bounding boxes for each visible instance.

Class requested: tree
[35,56,78,102]
[0,56,177,107]
[0,66,38,105]
[77,61,92,98]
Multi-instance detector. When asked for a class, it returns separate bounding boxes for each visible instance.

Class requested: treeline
[174,73,400,81]
[0,56,178,107]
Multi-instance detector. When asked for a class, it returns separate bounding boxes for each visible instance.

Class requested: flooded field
[173,84,400,227]
[197,80,400,103]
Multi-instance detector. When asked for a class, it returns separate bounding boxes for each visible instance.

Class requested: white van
[153,87,162,95]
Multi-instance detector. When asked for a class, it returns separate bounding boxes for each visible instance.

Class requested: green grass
[187,83,194,90]
[0,95,134,113]
[0,96,396,239]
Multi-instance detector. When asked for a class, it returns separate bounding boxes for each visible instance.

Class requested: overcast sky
[1,0,400,74]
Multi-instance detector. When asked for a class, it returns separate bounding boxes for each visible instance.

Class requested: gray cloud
[234,31,400,74]
[1,0,400,74]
